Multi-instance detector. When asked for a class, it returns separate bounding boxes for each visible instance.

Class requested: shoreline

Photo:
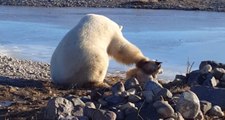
[0,0,225,12]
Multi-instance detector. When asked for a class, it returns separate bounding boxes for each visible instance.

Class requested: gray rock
[199,61,225,70]
[213,68,225,80]
[202,74,218,87]
[142,91,154,103]
[114,109,125,120]
[126,88,136,95]
[105,95,126,105]
[58,115,78,120]
[66,95,85,107]
[221,74,225,82]
[153,100,175,118]
[45,97,74,119]
[85,102,96,109]
[112,81,125,95]
[186,70,201,86]
[124,77,139,90]
[120,102,136,110]
[121,91,130,97]
[191,86,225,110]
[200,100,212,114]
[98,98,108,107]
[176,91,200,119]
[156,88,173,100]
[195,111,204,120]
[84,107,116,120]
[143,80,163,95]
[173,112,184,120]
[200,64,212,74]
[208,105,224,117]
[72,105,84,117]
[128,94,142,103]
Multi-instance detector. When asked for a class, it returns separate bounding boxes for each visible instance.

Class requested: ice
[0,6,225,80]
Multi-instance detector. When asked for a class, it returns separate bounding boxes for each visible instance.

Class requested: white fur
[50,14,147,87]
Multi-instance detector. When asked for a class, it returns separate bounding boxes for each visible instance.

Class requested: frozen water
[0,6,225,80]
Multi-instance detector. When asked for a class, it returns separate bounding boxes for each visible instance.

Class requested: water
[1,6,225,80]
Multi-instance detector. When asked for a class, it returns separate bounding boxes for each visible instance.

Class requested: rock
[77,116,89,120]
[128,94,142,103]
[143,80,163,95]
[200,64,212,74]
[111,81,125,95]
[195,111,204,120]
[208,105,224,117]
[191,86,225,109]
[66,95,85,107]
[221,74,225,82]
[84,107,116,120]
[121,91,130,97]
[120,102,136,111]
[72,105,84,117]
[80,96,92,103]
[143,91,154,103]
[156,88,173,100]
[114,109,125,120]
[124,77,139,90]
[45,97,74,119]
[202,74,218,87]
[186,70,201,86]
[126,88,136,95]
[105,95,126,105]
[124,106,138,115]
[173,112,184,120]
[200,100,212,114]
[176,91,200,119]
[153,100,175,118]
[213,68,225,80]
[85,102,96,109]
[98,98,108,107]
[58,115,79,120]
[199,61,225,70]
[91,90,103,101]
[174,74,186,82]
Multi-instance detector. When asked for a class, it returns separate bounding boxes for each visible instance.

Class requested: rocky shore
[0,55,225,119]
[0,0,225,12]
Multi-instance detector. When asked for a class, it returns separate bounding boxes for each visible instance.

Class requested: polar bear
[50,14,161,88]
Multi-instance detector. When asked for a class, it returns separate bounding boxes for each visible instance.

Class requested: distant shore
[0,0,225,12]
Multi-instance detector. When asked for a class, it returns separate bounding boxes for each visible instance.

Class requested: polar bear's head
[136,60,162,78]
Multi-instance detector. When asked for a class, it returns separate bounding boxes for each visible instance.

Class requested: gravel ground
[0,55,124,119]
[0,0,225,12]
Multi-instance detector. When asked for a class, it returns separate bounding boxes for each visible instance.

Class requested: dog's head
[136,60,162,78]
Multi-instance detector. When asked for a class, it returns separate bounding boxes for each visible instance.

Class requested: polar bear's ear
[119,25,123,31]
